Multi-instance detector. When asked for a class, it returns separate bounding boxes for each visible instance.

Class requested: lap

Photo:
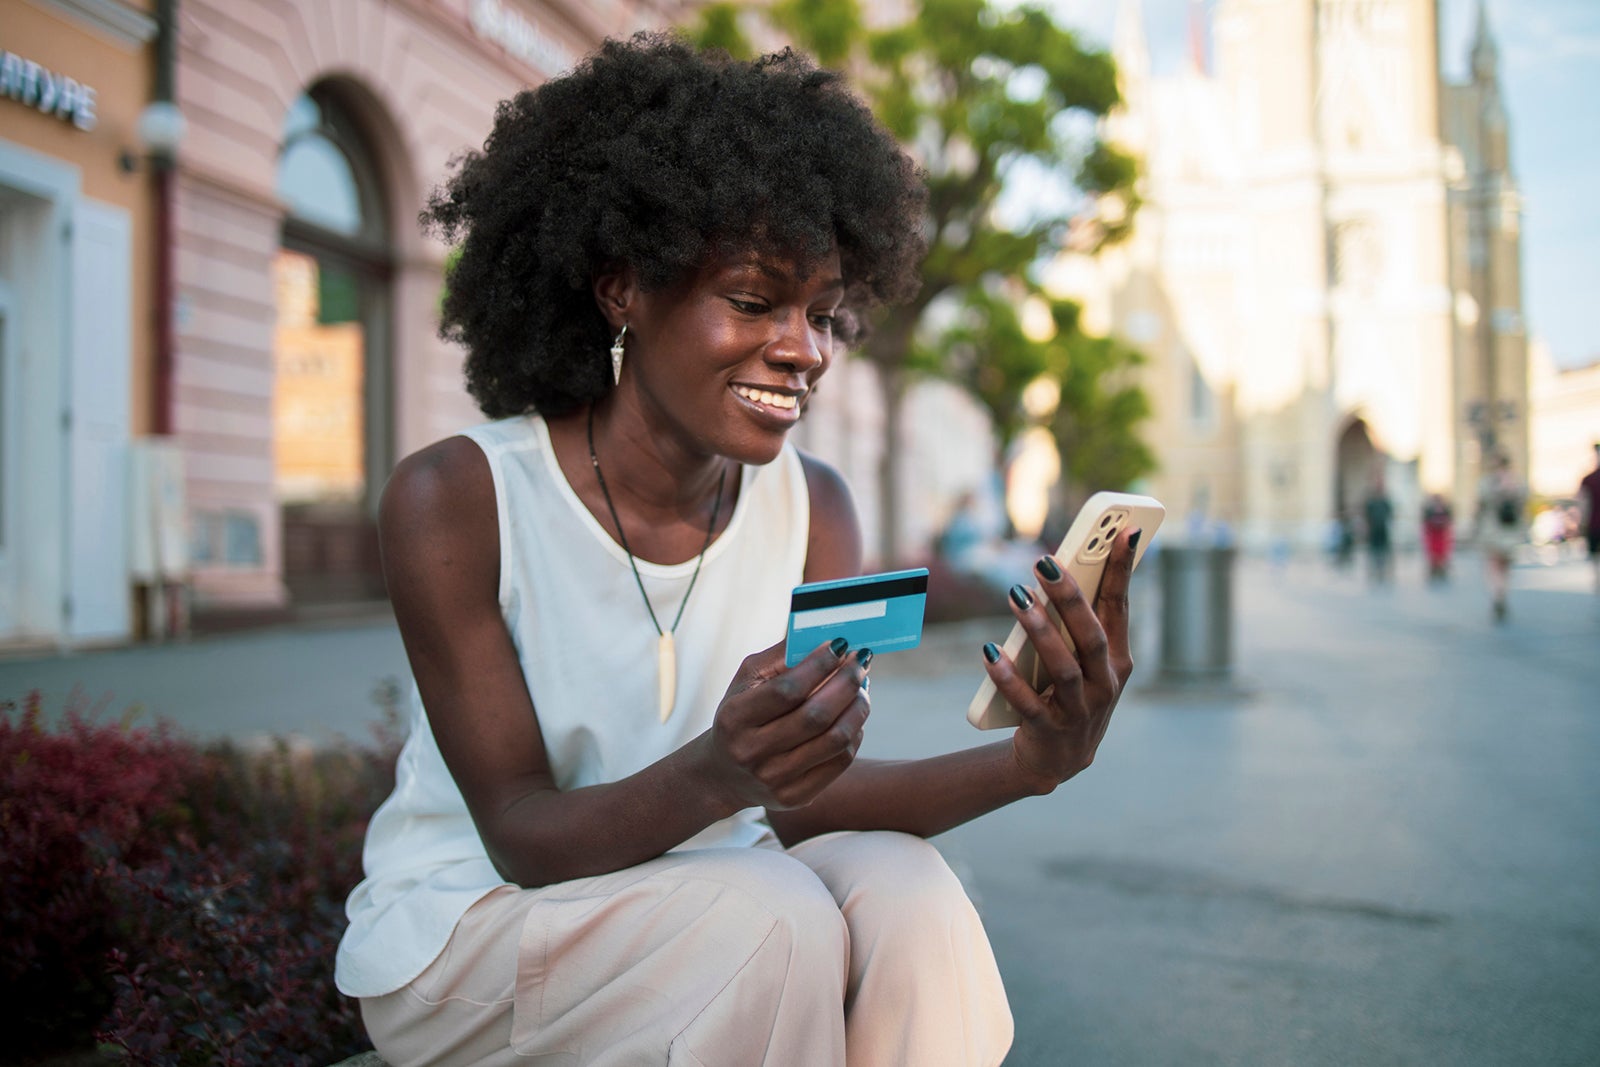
[365,843,847,1065]
[413,843,841,1005]
[364,833,982,1067]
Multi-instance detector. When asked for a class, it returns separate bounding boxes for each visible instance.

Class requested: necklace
[587,406,727,724]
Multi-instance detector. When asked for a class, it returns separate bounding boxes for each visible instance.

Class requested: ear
[593,264,639,333]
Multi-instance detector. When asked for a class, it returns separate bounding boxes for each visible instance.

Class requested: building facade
[171,0,697,622]
[1,0,157,648]
[1527,342,1600,504]
[1053,0,1530,549]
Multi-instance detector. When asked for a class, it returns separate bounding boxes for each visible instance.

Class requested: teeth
[735,386,798,410]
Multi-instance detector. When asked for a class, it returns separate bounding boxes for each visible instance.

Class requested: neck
[563,403,733,568]
[582,398,731,518]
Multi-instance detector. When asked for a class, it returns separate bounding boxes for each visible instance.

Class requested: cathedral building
[1051,0,1529,549]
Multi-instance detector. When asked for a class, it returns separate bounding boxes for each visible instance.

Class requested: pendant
[658,632,676,723]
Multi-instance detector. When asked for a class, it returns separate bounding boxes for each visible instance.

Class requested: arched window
[272,84,393,602]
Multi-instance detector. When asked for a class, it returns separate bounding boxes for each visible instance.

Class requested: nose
[766,308,826,374]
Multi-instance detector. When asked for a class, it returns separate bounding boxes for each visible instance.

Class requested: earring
[610,324,628,385]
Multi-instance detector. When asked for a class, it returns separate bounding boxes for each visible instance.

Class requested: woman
[335,35,1141,1066]
[1478,452,1525,622]
[1421,493,1454,583]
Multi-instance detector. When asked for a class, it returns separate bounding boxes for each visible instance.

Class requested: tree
[934,282,1060,461]
[938,285,1156,522]
[1046,325,1155,519]
[692,0,1143,563]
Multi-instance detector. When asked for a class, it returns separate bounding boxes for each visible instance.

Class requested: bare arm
[382,438,868,888]
[767,458,1137,845]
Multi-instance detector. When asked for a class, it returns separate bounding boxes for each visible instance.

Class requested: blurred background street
[5,0,1599,1061]
[6,550,1597,1065]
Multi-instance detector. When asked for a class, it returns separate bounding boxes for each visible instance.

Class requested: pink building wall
[172,0,690,611]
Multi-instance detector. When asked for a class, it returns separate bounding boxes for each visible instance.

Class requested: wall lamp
[119,99,187,173]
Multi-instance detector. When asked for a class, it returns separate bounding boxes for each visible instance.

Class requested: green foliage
[934,285,1061,452]
[438,244,462,319]
[770,0,861,66]
[936,285,1154,503]
[695,4,755,59]
[685,0,1151,561]
[1049,329,1157,510]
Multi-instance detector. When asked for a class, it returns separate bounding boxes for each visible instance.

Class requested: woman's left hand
[983,529,1141,793]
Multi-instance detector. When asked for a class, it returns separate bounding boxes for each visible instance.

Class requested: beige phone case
[967,491,1165,729]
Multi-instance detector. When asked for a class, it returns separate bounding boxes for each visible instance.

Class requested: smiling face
[602,247,846,467]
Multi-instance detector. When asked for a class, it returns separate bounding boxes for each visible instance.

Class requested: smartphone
[967,491,1164,729]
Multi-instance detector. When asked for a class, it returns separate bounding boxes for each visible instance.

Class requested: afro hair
[421,32,927,419]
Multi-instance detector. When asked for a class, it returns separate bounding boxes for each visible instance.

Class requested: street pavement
[3,550,1597,1065]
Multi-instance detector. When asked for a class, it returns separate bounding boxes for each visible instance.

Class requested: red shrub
[0,690,400,1065]
[1,693,196,1057]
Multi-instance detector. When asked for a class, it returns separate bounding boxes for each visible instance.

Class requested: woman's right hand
[701,639,872,811]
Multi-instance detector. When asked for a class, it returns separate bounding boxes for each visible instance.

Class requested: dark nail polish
[830,637,849,657]
[1129,529,1143,553]
[983,642,1001,664]
[1036,555,1062,581]
[855,648,874,668]
[1009,584,1034,611]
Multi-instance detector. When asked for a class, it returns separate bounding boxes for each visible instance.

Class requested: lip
[729,382,806,427]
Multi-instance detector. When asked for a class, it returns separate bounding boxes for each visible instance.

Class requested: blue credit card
[783,568,929,667]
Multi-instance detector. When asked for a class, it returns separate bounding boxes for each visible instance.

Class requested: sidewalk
[916,551,1600,1066]
[0,610,412,746]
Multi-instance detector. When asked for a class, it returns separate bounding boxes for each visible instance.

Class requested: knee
[836,832,981,938]
[678,847,848,963]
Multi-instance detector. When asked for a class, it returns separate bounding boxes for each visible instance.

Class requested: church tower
[1442,0,1529,512]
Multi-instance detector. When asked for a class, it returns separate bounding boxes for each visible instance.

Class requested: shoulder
[798,449,853,520]
[380,436,499,559]
[797,449,863,582]
[384,436,494,520]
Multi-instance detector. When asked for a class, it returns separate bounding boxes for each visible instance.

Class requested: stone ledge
[329,1053,389,1067]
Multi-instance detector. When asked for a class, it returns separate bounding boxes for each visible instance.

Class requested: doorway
[273,85,393,604]
[1335,417,1384,522]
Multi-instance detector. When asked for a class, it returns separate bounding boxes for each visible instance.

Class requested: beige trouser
[361,830,1013,1066]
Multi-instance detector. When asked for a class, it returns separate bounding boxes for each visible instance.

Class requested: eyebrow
[736,261,846,293]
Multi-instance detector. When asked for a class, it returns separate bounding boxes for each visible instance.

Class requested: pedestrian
[1421,493,1454,583]
[1363,473,1395,585]
[334,34,1143,1067]
[1328,509,1357,571]
[1477,451,1526,622]
[936,488,991,577]
[1580,442,1600,591]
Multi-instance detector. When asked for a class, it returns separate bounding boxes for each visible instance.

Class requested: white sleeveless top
[335,415,810,998]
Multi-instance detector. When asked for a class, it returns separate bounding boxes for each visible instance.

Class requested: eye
[809,312,837,331]
[728,298,768,315]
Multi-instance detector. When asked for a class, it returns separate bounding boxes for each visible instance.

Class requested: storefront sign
[0,49,98,130]
[469,0,574,76]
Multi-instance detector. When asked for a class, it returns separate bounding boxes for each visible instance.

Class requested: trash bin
[1157,544,1235,682]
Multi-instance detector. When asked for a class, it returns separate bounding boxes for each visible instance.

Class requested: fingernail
[1036,555,1062,581]
[855,648,874,668]
[1129,529,1143,553]
[982,642,1001,664]
[1009,584,1034,611]
[830,637,849,657]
